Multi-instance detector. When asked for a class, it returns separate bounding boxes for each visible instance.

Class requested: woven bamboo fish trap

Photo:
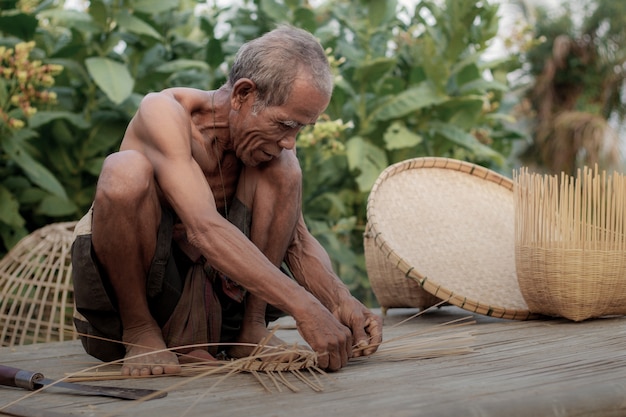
[514,166,626,321]
[364,157,534,319]
[0,221,78,346]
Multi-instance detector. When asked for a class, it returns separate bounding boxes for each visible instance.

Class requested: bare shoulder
[142,87,212,113]
[121,88,211,152]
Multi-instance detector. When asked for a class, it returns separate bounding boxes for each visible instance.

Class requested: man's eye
[281,121,299,129]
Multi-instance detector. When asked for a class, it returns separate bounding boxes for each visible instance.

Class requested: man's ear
[230,78,257,110]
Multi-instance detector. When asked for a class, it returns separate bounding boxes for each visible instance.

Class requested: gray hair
[227,25,333,110]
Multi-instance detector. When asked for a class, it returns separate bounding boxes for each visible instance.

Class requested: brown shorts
[71,199,285,362]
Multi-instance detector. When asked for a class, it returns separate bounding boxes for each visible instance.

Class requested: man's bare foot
[122,325,181,376]
[178,349,217,364]
[228,323,298,362]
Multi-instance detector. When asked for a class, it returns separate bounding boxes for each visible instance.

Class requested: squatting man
[71,25,383,376]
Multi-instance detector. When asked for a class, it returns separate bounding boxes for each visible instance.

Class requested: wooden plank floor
[1,307,626,417]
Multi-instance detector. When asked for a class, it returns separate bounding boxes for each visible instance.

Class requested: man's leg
[228,157,302,358]
[91,151,180,376]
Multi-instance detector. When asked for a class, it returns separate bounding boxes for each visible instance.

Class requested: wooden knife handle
[0,365,40,390]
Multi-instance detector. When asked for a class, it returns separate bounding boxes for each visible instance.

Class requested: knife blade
[0,365,167,400]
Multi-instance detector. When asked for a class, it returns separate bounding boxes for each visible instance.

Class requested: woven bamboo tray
[514,167,626,321]
[0,221,78,346]
[365,157,535,319]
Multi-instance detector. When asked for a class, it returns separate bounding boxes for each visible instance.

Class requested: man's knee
[96,151,155,204]
[253,154,302,198]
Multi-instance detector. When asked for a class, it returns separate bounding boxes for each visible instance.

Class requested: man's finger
[352,316,383,357]
[350,324,370,357]
[316,351,329,370]
[363,316,383,355]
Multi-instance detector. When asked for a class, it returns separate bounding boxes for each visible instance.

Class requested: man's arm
[285,216,383,356]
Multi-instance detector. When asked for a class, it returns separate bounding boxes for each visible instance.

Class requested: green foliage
[0,0,523,305]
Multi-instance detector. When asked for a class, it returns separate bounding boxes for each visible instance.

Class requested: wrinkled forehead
[283,84,330,122]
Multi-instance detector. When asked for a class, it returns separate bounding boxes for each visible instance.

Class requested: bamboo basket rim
[366,157,537,320]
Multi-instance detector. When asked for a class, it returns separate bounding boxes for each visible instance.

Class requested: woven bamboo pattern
[514,166,626,321]
[0,222,78,346]
[365,157,534,319]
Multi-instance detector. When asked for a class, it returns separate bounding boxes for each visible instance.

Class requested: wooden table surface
[1,307,626,417]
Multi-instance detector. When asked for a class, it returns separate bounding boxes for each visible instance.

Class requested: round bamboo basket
[0,221,78,346]
[514,167,626,321]
[365,157,535,319]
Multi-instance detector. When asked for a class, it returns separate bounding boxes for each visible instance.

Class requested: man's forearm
[190,215,324,319]
[285,226,353,312]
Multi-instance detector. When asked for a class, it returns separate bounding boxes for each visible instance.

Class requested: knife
[0,365,167,400]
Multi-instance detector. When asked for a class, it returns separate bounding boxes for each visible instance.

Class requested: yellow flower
[8,118,25,129]
[16,70,28,83]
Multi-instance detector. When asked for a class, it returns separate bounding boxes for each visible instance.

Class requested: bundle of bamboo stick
[514,166,626,321]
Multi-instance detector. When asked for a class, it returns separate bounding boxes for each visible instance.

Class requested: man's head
[227,25,333,111]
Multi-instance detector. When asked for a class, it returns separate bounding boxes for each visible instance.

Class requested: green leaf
[430,121,504,164]
[383,121,423,150]
[206,38,225,68]
[28,111,91,130]
[0,185,25,228]
[459,79,509,94]
[444,98,484,129]
[38,8,98,32]
[37,195,79,217]
[455,63,481,86]
[353,57,396,86]
[85,157,105,176]
[85,57,135,105]
[259,0,288,22]
[372,83,447,121]
[0,12,38,39]
[346,136,388,192]
[18,187,48,205]
[155,59,210,73]
[294,7,317,33]
[115,11,163,40]
[367,0,397,27]
[85,123,124,158]
[88,0,107,29]
[50,119,75,145]
[310,191,348,217]
[0,134,68,199]
[131,0,179,14]
[0,222,27,253]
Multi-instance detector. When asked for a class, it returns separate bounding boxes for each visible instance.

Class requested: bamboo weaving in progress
[514,166,626,321]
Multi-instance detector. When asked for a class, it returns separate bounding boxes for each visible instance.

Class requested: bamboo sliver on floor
[1,307,626,417]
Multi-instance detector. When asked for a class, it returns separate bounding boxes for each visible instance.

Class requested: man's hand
[294,302,353,371]
[333,297,383,357]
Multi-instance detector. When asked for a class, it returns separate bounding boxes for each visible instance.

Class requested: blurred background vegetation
[1,0,625,305]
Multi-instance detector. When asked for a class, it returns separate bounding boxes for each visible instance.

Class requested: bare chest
[206,153,240,213]
[190,141,240,214]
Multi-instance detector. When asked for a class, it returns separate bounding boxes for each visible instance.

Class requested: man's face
[230,77,330,166]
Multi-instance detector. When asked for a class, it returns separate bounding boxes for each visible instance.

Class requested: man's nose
[279,133,297,150]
